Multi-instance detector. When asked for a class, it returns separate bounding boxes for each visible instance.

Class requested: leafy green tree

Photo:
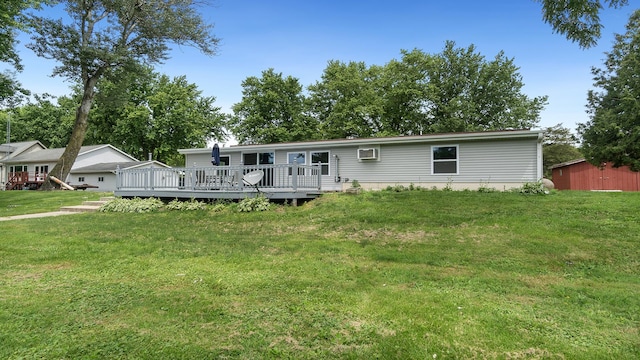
[0,0,42,70]
[230,68,316,144]
[542,124,582,178]
[422,42,547,133]
[536,0,629,48]
[87,66,226,166]
[237,45,545,142]
[378,50,432,136]
[27,0,219,187]
[578,9,640,171]
[4,95,75,147]
[0,1,42,108]
[307,61,384,139]
[0,71,29,110]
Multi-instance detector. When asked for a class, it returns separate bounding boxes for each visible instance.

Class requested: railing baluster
[116,164,322,191]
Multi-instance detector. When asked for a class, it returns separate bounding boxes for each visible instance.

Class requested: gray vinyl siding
[337,140,537,184]
[182,133,541,190]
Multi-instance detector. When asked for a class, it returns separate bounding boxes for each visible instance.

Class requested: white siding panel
[74,147,134,169]
[337,139,538,185]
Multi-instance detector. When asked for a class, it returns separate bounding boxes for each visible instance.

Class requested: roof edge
[179,130,543,155]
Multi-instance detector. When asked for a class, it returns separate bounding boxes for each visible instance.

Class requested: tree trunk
[43,77,98,190]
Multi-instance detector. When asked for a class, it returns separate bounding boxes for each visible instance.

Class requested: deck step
[81,200,110,206]
[59,197,114,213]
[59,204,102,213]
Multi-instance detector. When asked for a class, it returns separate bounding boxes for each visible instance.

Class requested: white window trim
[287,151,307,166]
[310,150,330,176]
[241,151,275,165]
[219,155,230,166]
[287,151,307,176]
[431,144,459,175]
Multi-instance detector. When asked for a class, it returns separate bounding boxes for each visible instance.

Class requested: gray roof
[4,144,119,163]
[180,129,544,155]
[550,158,586,169]
[72,161,170,173]
[0,140,46,161]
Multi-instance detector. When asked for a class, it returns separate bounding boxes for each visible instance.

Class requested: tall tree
[380,43,547,135]
[536,0,629,48]
[229,68,316,144]
[4,95,75,147]
[579,9,640,171]
[27,0,219,187]
[0,0,39,70]
[87,66,225,166]
[307,61,384,139]
[378,50,432,136]
[1,0,41,108]
[542,124,582,178]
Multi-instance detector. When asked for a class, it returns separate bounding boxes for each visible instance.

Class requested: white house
[178,129,544,191]
[1,142,170,192]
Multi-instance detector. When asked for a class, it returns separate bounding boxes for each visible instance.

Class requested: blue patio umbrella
[211,143,220,166]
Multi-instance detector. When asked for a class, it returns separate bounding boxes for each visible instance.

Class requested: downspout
[537,131,544,180]
[333,154,340,183]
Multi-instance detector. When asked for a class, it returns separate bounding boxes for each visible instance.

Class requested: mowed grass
[0,190,108,217]
[0,190,638,359]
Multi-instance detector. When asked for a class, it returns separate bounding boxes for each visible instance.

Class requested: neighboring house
[179,130,544,191]
[1,142,169,191]
[0,140,47,190]
[551,159,640,191]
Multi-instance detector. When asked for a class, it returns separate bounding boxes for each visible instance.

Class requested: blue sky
[9,0,640,141]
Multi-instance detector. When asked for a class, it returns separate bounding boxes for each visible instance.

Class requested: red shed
[551,159,640,191]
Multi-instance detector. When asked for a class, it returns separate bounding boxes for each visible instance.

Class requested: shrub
[237,195,271,212]
[477,183,499,193]
[442,177,454,191]
[99,197,164,213]
[165,198,208,211]
[513,181,550,195]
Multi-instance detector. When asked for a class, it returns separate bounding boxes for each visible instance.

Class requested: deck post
[116,165,120,190]
[149,165,155,190]
[317,161,322,190]
[292,160,298,191]
[190,164,196,191]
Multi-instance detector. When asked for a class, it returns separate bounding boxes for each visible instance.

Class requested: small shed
[551,159,640,191]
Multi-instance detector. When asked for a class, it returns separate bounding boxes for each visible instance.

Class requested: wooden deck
[114,164,323,202]
[5,171,47,190]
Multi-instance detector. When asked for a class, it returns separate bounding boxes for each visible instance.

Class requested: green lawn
[0,190,108,217]
[0,190,638,359]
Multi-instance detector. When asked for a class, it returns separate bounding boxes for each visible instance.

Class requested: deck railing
[5,171,48,190]
[116,163,322,191]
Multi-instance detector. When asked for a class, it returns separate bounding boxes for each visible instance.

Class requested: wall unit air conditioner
[357,148,378,160]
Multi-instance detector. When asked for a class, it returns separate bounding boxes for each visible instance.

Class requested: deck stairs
[59,197,114,213]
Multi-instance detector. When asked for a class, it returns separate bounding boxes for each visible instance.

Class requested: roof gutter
[179,130,543,155]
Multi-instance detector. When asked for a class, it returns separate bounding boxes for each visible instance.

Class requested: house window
[98,177,104,182]
[243,152,274,166]
[432,145,458,175]
[35,165,48,174]
[311,151,330,175]
[288,152,306,175]
[243,152,274,186]
[10,165,26,173]
[78,177,85,182]
[219,156,230,166]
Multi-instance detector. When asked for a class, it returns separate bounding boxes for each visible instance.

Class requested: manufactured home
[179,130,543,192]
[114,130,543,201]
